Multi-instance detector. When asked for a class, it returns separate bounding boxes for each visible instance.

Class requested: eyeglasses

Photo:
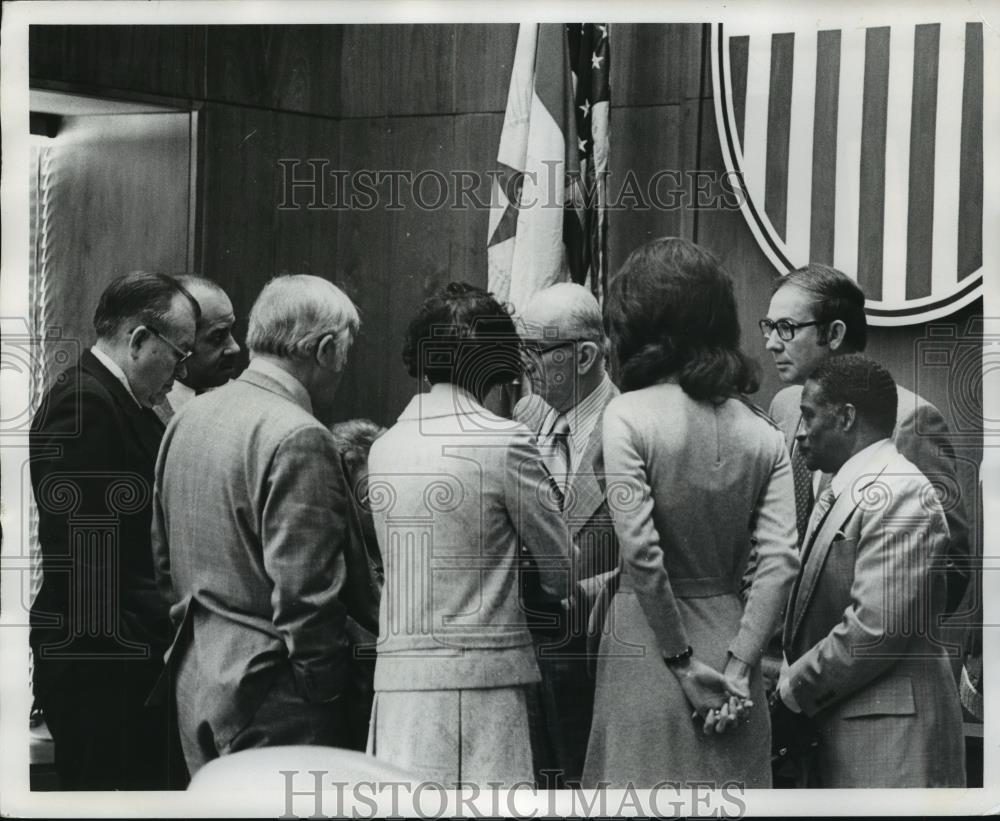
[758,318,823,342]
[519,339,579,356]
[146,325,192,367]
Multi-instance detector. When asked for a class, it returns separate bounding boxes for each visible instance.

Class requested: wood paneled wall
[29,23,982,473]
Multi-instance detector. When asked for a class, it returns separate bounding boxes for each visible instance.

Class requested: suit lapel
[786,463,889,647]
[563,385,617,535]
[564,418,606,535]
[81,350,164,462]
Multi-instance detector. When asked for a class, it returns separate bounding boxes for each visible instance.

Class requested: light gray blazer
[151,366,351,744]
[602,384,800,664]
[769,382,970,606]
[782,443,965,786]
[369,383,574,692]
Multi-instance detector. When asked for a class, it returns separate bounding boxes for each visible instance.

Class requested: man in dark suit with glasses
[30,270,198,789]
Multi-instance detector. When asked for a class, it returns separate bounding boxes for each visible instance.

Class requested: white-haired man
[515,282,618,786]
[151,274,360,775]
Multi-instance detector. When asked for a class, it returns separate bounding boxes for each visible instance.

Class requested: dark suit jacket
[29,350,172,695]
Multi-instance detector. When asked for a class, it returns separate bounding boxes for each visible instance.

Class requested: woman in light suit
[583,238,800,787]
[366,282,573,786]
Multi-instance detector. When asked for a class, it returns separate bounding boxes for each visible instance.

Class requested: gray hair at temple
[247,274,360,360]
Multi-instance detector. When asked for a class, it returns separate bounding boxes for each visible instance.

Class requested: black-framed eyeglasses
[758,318,823,342]
[146,325,192,367]
[519,339,579,357]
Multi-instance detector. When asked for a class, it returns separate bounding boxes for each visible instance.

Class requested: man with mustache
[160,275,241,417]
[776,354,964,786]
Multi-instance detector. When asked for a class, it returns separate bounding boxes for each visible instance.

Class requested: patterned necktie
[791,439,814,546]
[801,484,837,563]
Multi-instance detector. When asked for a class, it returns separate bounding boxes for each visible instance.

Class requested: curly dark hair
[808,354,897,438]
[401,281,521,396]
[605,237,760,400]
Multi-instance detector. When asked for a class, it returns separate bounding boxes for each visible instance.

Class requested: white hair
[247,274,360,360]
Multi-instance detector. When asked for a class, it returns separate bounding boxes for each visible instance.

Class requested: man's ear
[840,402,857,432]
[577,340,601,375]
[128,326,150,359]
[826,319,848,352]
[316,333,347,372]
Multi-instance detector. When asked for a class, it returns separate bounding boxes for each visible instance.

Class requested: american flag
[487,23,610,312]
[712,18,993,325]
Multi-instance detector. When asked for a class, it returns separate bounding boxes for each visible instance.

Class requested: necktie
[787,484,838,627]
[800,484,837,565]
[549,414,572,492]
[791,439,814,546]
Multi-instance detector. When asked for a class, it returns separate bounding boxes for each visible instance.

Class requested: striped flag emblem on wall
[488,23,610,312]
[711,20,995,325]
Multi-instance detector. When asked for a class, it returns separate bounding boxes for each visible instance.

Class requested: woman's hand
[671,657,729,719]
[673,655,755,734]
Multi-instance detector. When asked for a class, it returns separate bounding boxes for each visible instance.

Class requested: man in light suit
[158,275,241,419]
[777,354,965,787]
[152,274,360,775]
[761,264,970,617]
[30,271,197,789]
[514,283,618,786]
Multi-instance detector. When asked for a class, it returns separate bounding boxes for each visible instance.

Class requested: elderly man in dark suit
[30,270,198,789]
[777,354,965,787]
[152,274,360,776]
[514,282,619,786]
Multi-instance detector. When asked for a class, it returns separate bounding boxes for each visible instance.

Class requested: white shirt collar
[246,356,313,414]
[830,438,895,499]
[90,345,141,408]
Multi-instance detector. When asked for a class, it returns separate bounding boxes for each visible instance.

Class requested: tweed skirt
[366,686,534,787]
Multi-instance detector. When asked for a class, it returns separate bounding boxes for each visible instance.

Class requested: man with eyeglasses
[151,275,360,776]
[757,264,971,784]
[157,275,241,421]
[760,264,969,610]
[514,282,618,787]
[29,270,198,789]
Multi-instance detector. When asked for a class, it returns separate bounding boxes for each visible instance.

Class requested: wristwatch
[662,645,693,668]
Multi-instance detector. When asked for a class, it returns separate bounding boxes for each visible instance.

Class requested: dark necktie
[549,414,571,492]
[791,438,814,546]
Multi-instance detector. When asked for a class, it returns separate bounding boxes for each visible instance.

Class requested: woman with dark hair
[583,238,799,786]
[366,282,573,786]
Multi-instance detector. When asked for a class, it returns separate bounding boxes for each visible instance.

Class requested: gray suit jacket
[770,382,970,611]
[151,365,351,744]
[782,443,964,786]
